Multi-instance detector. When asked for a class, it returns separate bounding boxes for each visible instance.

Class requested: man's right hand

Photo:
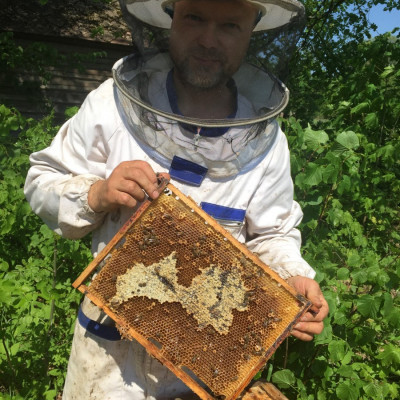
[88,161,169,213]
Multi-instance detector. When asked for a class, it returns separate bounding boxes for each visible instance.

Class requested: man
[25,0,329,398]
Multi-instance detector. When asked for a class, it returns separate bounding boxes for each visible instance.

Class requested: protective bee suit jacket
[24,57,315,399]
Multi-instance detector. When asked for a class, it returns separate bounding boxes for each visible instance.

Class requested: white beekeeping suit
[24,1,316,399]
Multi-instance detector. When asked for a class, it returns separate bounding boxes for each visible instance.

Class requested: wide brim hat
[123,0,305,31]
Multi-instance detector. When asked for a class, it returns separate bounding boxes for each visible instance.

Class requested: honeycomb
[74,182,311,400]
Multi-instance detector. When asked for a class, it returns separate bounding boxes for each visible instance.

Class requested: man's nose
[197,23,219,49]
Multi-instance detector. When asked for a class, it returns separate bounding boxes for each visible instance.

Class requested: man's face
[169,0,258,89]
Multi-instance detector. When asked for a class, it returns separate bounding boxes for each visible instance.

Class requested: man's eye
[186,14,203,22]
[224,22,240,30]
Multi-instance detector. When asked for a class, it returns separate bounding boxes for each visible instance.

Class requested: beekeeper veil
[115,0,305,179]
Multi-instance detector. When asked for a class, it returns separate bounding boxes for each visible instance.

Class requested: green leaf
[376,144,395,160]
[364,112,379,129]
[64,106,80,118]
[44,389,57,400]
[347,251,362,268]
[335,131,359,150]
[314,319,333,345]
[271,369,296,388]
[303,163,324,186]
[333,310,348,325]
[336,381,360,400]
[386,308,400,328]
[351,101,370,115]
[0,213,16,235]
[0,260,9,272]
[380,65,394,79]
[10,342,21,356]
[382,294,394,319]
[376,344,400,367]
[363,382,387,398]
[328,340,348,363]
[0,279,16,305]
[337,267,349,280]
[304,126,329,149]
[337,175,352,194]
[356,295,381,318]
[337,365,358,378]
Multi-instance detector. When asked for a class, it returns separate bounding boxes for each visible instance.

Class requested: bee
[253,345,265,356]
[191,355,199,363]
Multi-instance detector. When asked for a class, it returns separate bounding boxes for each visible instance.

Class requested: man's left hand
[287,276,329,341]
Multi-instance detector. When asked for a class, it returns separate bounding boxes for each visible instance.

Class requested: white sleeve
[245,130,316,279]
[24,80,117,239]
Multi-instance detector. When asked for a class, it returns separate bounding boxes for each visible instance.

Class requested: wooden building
[0,0,134,122]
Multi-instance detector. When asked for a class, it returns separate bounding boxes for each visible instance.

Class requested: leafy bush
[0,106,91,399]
[268,33,400,399]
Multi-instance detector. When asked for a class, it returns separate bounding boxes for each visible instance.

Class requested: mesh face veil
[116,0,305,178]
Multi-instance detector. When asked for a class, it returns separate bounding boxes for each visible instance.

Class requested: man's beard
[173,50,230,89]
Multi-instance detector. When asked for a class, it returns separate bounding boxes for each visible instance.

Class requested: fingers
[291,318,325,341]
[88,161,170,213]
[299,307,327,323]
[118,161,160,200]
[291,297,329,341]
[291,328,316,342]
[287,275,329,342]
[305,285,325,311]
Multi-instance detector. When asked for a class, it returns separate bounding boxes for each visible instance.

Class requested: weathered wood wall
[0,0,134,123]
[1,32,133,122]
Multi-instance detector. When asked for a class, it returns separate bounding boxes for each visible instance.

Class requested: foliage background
[1,0,399,399]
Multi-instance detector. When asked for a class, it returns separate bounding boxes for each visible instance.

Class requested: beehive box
[73,180,311,400]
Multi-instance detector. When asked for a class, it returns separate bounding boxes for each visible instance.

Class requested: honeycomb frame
[73,180,311,400]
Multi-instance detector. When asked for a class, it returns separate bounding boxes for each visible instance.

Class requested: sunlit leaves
[272,369,296,388]
[351,101,370,115]
[335,131,359,150]
[0,106,91,398]
[273,24,400,400]
[356,295,382,318]
[328,340,353,364]
[303,126,330,150]
[336,381,360,400]
[376,344,400,367]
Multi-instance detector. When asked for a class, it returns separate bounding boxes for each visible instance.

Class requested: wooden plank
[240,382,289,400]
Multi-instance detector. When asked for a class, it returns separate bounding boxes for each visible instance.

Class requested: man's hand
[287,276,329,341]
[88,161,169,213]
